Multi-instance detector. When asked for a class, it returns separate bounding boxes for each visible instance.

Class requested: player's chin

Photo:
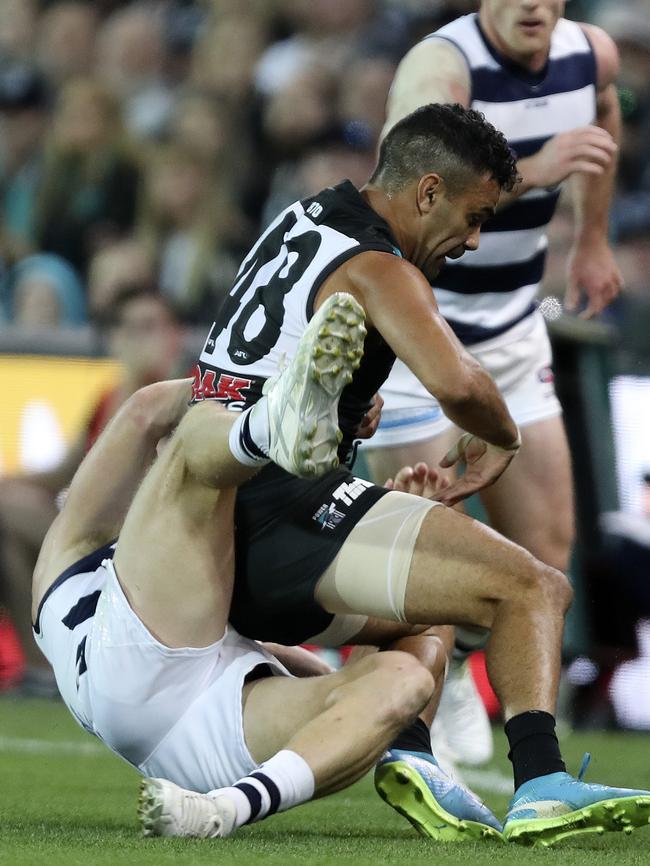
[426,258,445,280]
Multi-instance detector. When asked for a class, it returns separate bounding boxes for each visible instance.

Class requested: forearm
[495,157,538,209]
[571,84,621,243]
[438,366,519,449]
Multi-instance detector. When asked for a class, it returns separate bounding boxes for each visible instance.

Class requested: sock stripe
[240,411,267,459]
[234,782,262,821]
[250,771,282,816]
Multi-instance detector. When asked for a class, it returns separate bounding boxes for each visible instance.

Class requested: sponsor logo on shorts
[331,477,374,506]
[312,478,374,530]
[313,502,346,531]
[538,365,554,384]
[191,365,253,404]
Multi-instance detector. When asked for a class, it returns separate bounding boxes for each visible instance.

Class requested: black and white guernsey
[195,180,400,460]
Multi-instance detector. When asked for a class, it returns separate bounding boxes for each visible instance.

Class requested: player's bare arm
[323,251,518,447]
[317,252,520,504]
[32,378,193,615]
[565,23,624,318]
[382,39,470,135]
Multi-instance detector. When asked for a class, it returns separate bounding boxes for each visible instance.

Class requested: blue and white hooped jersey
[426,14,597,344]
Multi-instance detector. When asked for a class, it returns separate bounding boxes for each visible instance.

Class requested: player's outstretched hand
[385,461,451,499]
[565,237,624,319]
[434,433,519,506]
[524,125,617,188]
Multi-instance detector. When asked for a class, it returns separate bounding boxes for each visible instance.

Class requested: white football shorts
[34,549,289,793]
[371,311,562,448]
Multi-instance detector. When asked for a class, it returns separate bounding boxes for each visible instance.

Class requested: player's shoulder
[400,15,474,75]
[300,182,398,253]
[388,30,471,116]
[576,21,620,88]
[345,249,426,293]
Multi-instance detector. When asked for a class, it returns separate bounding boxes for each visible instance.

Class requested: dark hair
[370,103,520,195]
[99,284,180,330]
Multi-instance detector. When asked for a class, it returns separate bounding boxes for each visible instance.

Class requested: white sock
[208,750,315,828]
[227,403,270,468]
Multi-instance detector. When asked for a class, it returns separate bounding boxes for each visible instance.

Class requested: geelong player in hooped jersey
[364,0,623,766]
[369,0,621,568]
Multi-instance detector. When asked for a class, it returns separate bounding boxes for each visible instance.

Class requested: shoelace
[181,791,217,835]
[577,752,592,782]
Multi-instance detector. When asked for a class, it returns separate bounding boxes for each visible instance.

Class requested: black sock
[389,717,432,755]
[505,710,566,791]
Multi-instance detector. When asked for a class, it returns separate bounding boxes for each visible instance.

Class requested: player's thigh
[404,504,552,627]
[113,444,235,648]
[478,414,575,572]
[364,426,459,487]
[315,491,549,628]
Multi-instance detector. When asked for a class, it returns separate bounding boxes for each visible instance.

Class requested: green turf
[2,698,650,865]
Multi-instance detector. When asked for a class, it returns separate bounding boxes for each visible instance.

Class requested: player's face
[416,175,500,280]
[480,0,564,66]
[110,297,182,379]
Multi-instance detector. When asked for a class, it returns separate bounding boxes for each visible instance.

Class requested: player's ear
[417,174,442,215]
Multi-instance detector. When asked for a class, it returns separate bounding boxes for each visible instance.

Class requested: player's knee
[547,564,573,614]
[514,559,572,614]
[535,562,572,614]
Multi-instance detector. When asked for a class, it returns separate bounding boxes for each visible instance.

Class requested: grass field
[2,698,650,866]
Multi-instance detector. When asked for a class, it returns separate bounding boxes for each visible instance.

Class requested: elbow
[431,377,476,409]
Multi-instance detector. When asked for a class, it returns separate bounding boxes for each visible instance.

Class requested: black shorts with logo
[230,463,388,645]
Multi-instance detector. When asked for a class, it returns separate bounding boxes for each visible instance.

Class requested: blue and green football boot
[374,749,504,842]
[504,754,650,847]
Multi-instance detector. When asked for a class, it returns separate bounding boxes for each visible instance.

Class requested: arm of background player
[381,38,470,137]
[564,24,624,318]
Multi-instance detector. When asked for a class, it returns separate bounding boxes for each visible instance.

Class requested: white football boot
[433,660,494,767]
[263,292,366,478]
[138,778,237,838]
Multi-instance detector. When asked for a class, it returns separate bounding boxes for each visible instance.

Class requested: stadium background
[0,0,649,734]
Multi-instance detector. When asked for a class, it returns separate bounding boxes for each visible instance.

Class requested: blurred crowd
[0,0,648,330]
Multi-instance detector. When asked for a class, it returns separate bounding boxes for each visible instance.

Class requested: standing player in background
[364,0,623,767]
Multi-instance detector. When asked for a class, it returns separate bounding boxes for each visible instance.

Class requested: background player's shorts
[34,550,288,793]
[371,311,562,448]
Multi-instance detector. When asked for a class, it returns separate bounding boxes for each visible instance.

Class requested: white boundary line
[0,735,514,795]
[0,736,105,757]
[463,768,513,796]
